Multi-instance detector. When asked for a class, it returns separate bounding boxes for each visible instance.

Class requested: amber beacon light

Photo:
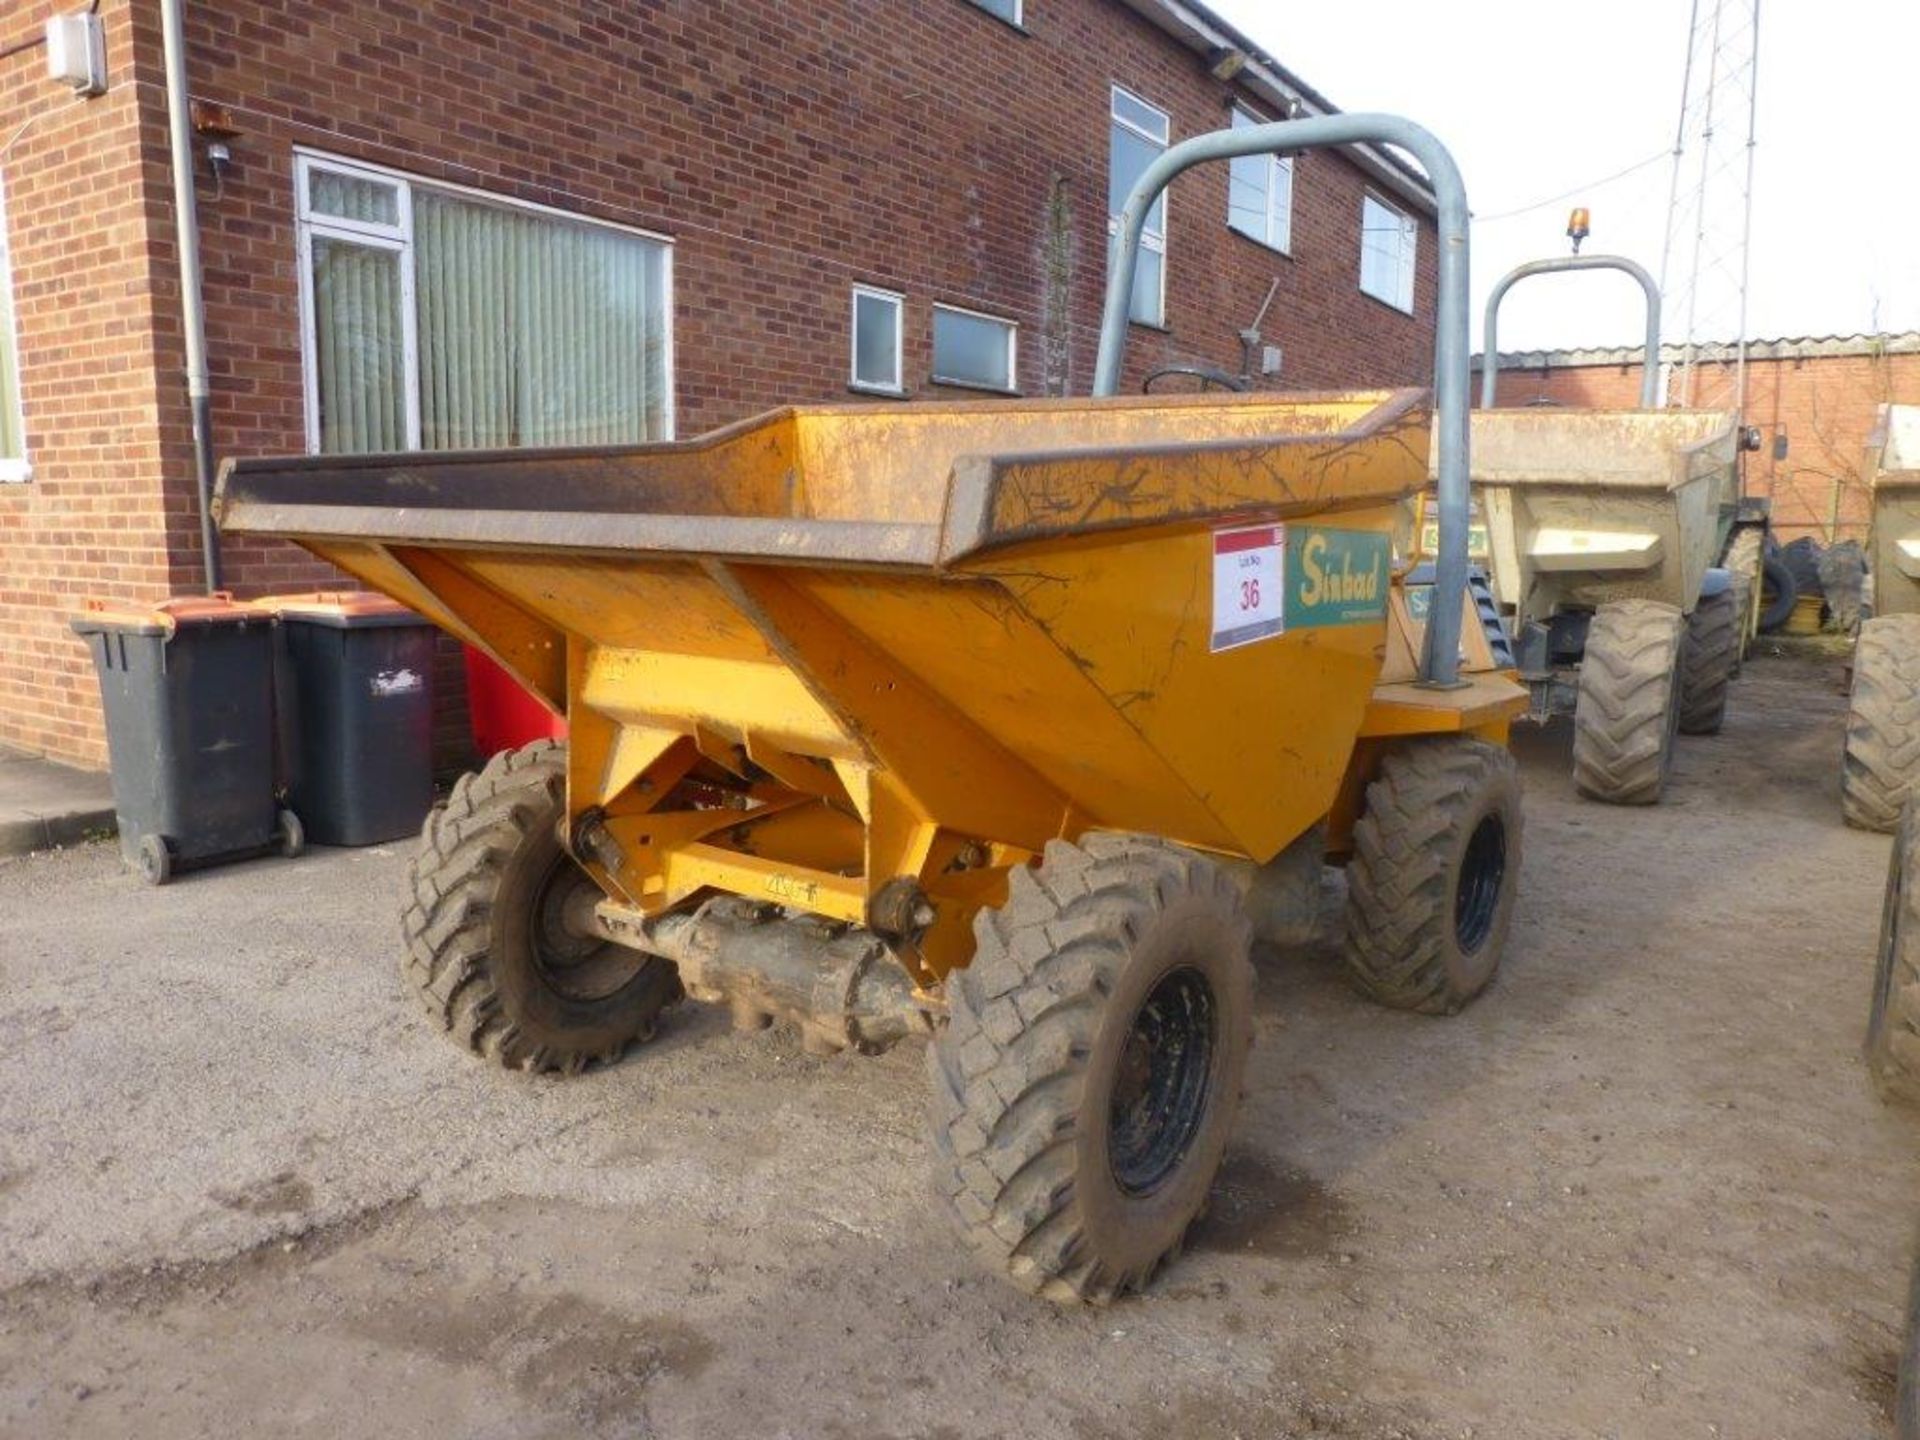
[1567,206,1592,254]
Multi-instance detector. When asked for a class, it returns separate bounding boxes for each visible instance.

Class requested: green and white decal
[1285,526,1391,629]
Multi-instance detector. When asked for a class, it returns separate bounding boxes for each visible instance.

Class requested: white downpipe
[158,0,223,590]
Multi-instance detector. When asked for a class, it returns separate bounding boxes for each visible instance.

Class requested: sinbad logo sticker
[1210,524,1391,651]
[1287,527,1390,628]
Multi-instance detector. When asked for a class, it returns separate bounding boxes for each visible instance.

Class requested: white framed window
[1108,86,1170,326]
[850,286,904,394]
[1359,192,1418,314]
[966,0,1022,22]
[0,174,27,482]
[1227,108,1293,254]
[294,151,673,455]
[932,304,1017,392]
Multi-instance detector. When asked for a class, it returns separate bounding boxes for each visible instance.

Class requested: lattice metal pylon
[1658,0,1762,413]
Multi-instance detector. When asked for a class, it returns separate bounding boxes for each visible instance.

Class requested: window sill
[1358,289,1416,319]
[1127,318,1173,335]
[960,2,1031,36]
[930,376,1023,398]
[849,383,911,401]
[1227,225,1293,260]
[0,460,31,484]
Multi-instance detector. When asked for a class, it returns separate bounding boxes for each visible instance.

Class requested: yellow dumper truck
[216,116,1528,1302]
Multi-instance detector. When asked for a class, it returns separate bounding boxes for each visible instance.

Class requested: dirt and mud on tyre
[1572,599,1686,804]
[1867,802,1920,1104]
[1720,522,1764,665]
[929,836,1254,1305]
[400,740,681,1073]
[1845,616,1920,833]
[1343,737,1523,1015]
[1726,570,1753,672]
[1679,589,1739,735]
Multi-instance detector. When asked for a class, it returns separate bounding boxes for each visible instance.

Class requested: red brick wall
[1486,348,1920,544]
[6,0,1441,768]
[0,2,189,765]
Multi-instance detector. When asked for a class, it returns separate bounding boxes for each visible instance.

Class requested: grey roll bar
[1095,113,1472,689]
[1480,255,1662,409]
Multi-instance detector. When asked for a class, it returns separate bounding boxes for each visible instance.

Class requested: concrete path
[0,747,114,857]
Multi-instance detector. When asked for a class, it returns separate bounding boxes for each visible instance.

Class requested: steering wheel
[1143,365,1252,394]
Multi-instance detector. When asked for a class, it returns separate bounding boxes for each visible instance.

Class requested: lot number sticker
[1211,524,1285,652]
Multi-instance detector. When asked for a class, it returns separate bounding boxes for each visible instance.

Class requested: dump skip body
[220,388,1520,977]
[1464,408,1742,622]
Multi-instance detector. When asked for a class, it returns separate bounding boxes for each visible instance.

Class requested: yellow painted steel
[219,388,1527,979]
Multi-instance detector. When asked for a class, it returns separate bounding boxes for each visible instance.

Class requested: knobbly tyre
[214,114,1529,1303]
[1843,405,1920,832]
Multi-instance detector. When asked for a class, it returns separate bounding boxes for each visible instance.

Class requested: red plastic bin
[463,647,566,755]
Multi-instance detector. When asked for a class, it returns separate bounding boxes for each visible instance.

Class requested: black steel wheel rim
[528,854,643,1002]
[1454,814,1507,954]
[1108,966,1217,1197]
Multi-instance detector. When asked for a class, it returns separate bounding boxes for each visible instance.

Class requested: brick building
[0,0,1442,768]
[1480,332,1920,544]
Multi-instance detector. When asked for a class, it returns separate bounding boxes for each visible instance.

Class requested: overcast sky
[1206,0,1918,354]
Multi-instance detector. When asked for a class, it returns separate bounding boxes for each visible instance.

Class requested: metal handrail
[1095,113,1472,689]
[1480,255,1662,409]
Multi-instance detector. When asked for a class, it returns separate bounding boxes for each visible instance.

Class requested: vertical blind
[312,238,407,453]
[414,191,666,449]
[303,161,669,456]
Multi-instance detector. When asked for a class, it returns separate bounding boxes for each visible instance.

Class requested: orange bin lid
[255,590,427,629]
[69,592,273,637]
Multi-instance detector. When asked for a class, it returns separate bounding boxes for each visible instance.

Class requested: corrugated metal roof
[1476,331,1920,369]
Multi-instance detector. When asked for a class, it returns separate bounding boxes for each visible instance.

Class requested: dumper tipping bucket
[220,388,1435,969]
[1466,408,1742,620]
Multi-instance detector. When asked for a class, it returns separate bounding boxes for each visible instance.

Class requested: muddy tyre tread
[400,740,673,1073]
[1726,571,1753,671]
[928,836,1252,1305]
[1572,599,1685,805]
[1868,804,1920,1103]
[1844,616,1920,833]
[1722,523,1764,664]
[1343,738,1522,1015]
[1679,589,1739,735]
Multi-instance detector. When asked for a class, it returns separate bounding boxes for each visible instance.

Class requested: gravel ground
[0,645,1911,1439]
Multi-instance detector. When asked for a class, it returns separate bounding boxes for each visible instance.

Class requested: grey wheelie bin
[261,592,437,846]
[70,594,303,884]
